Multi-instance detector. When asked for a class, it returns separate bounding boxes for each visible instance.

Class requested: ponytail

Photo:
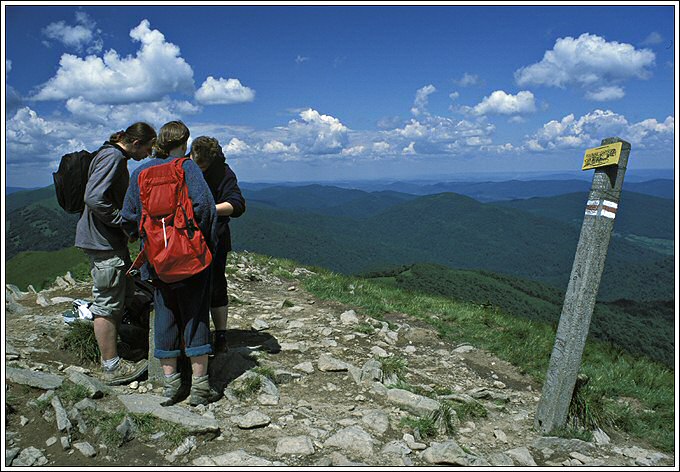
[109,130,126,144]
[109,122,156,146]
[154,121,190,158]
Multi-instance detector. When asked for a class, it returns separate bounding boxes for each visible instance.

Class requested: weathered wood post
[535,137,631,434]
[147,310,162,382]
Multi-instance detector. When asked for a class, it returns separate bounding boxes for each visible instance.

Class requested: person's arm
[216,201,234,216]
[217,165,246,217]
[84,151,126,226]
[121,169,141,240]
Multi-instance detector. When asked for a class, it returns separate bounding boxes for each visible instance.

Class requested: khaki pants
[84,248,134,321]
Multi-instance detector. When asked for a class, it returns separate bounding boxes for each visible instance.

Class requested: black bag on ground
[118,277,155,361]
[53,149,96,214]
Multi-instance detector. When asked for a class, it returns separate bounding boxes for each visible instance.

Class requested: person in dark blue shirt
[189,136,246,353]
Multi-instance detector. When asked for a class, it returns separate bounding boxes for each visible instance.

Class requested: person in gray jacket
[75,122,156,385]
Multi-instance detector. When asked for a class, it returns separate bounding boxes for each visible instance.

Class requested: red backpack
[131,158,212,283]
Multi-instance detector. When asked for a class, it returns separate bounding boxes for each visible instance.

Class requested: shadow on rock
[208,328,281,391]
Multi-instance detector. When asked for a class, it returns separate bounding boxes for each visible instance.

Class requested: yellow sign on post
[582,142,623,170]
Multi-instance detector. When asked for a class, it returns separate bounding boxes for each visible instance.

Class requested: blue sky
[3,3,677,187]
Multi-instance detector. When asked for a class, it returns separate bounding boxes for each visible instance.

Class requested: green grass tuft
[451,400,488,420]
[380,356,407,381]
[232,375,262,400]
[400,416,437,439]
[58,381,90,406]
[253,366,276,382]
[431,401,458,435]
[354,322,375,335]
[61,321,100,364]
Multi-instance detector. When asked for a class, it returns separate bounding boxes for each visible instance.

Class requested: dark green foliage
[231,189,672,301]
[6,204,79,260]
[495,191,674,240]
[365,263,674,367]
[6,183,673,302]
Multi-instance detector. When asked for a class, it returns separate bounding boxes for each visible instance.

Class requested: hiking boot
[162,372,182,398]
[102,359,148,386]
[189,375,223,406]
[213,330,228,354]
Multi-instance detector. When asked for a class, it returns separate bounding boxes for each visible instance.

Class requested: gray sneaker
[163,372,182,398]
[189,375,223,406]
[102,359,148,386]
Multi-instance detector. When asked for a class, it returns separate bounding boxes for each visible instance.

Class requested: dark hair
[109,122,156,146]
[190,136,225,168]
[153,121,190,158]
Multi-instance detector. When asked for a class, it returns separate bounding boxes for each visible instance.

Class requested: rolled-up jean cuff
[154,348,182,359]
[185,344,212,358]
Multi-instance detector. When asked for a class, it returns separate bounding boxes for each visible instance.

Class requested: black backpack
[53,146,108,213]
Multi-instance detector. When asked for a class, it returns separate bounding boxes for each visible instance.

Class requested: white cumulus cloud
[515,33,655,101]
[42,11,102,53]
[6,107,103,168]
[195,77,255,105]
[33,20,194,104]
[585,86,625,102]
[262,140,300,154]
[224,137,251,155]
[454,72,480,87]
[472,90,536,115]
[285,108,349,155]
[524,109,674,151]
[411,84,436,116]
[65,96,200,128]
[341,145,365,156]
[402,142,417,155]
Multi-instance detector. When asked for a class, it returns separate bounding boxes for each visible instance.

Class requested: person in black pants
[189,136,246,353]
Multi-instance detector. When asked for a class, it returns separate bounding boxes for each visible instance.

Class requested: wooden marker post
[535,137,631,434]
[148,311,162,382]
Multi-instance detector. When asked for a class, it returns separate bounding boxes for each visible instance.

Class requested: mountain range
[5,179,674,303]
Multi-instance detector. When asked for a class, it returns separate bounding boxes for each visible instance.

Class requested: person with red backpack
[75,122,156,386]
[121,121,221,406]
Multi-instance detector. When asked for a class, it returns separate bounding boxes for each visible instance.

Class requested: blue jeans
[153,268,212,359]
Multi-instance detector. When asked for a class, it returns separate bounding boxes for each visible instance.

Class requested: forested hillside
[6,183,674,302]
[362,263,674,367]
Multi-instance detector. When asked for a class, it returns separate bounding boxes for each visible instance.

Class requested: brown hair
[108,122,156,146]
[190,136,225,168]
[153,121,190,158]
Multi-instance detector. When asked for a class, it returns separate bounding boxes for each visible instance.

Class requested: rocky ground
[4,253,675,467]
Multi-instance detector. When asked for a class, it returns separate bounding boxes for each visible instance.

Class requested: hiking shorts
[84,248,134,320]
